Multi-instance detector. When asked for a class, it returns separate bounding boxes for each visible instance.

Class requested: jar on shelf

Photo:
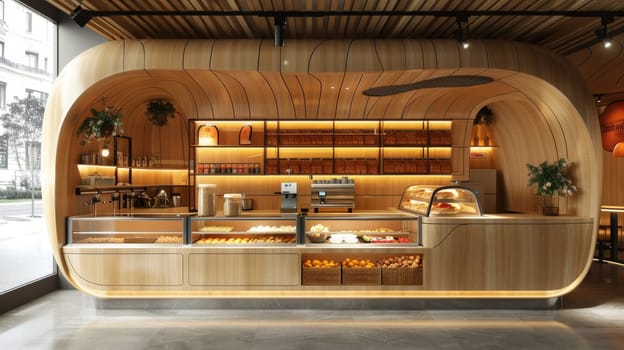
[223,193,242,217]
[197,184,216,216]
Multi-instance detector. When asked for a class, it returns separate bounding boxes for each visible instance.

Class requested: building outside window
[25,88,47,103]
[0,134,8,169]
[0,82,5,109]
[0,1,4,21]
[25,50,38,69]
[24,141,40,170]
[0,41,4,58]
[25,10,31,33]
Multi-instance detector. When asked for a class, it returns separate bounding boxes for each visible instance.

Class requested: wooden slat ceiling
[47,0,624,56]
[44,0,624,104]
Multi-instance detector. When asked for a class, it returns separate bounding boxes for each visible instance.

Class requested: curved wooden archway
[42,39,601,297]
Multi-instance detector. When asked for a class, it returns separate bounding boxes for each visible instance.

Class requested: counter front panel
[62,213,593,298]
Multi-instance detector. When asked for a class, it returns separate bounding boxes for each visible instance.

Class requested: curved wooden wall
[42,39,601,294]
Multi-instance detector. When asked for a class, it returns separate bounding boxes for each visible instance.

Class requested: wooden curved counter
[43,38,602,299]
[61,214,593,298]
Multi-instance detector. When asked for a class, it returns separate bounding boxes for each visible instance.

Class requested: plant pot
[100,122,115,138]
[543,206,559,216]
[542,195,559,216]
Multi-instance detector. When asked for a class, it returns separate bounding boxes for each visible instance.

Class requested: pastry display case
[303,214,420,245]
[398,185,483,217]
[190,216,298,245]
[67,215,187,244]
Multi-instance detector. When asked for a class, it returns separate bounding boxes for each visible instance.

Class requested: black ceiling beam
[80,9,624,19]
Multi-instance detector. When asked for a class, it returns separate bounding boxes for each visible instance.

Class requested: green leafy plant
[526,158,577,196]
[145,99,176,126]
[77,106,123,145]
[473,106,493,125]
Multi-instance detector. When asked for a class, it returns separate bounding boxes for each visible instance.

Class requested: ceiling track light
[596,15,614,48]
[71,6,93,27]
[456,15,470,49]
[274,14,286,47]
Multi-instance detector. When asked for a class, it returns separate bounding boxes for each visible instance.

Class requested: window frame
[25,50,38,69]
[25,10,32,33]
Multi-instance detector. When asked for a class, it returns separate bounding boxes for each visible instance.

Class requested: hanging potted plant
[145,99,176,168]
[77,105,124,145]
[526,158,578,216]
[145,99,176,127]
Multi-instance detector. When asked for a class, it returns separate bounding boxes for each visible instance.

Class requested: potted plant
[526,158,577,216]
[145,99,176,127]
[77,106,123,145]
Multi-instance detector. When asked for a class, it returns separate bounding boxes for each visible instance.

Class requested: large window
[0,41,4,58]
[0,1,4,21]
[0,1,55,305]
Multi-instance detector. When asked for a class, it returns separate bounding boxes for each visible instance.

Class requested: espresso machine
[279,182,298,213]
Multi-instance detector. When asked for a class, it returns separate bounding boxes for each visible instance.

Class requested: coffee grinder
[280,182,298,213]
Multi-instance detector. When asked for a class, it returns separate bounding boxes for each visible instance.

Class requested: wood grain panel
[279,40,324,73]
[210,40,262,71]
[47,1,624,57]
[142,39,188,69]
[182,40,216,69]
[422,216,594,291]
[188,253,300,286]
[65,253,184,286]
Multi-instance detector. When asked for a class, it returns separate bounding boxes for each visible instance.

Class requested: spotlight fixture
[596,95,602,103]
[71,6,94,27]
[456,15,470,49]
[596,15,614,49]
[274,14,286,47]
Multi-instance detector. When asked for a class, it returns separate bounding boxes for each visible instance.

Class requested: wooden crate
[342,267,381,285]
[301,267,341,285]
[381,267,423,285]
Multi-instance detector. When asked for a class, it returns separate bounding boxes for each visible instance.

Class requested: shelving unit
[381,121,452,174]
[75,135,190,207]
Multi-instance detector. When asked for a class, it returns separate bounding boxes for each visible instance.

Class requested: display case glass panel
[304,214,419,245]
[190,216,297,245]
[398,185,483,216]
[67,216,186,244]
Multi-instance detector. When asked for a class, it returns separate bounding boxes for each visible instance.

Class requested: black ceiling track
[79,10,624,18]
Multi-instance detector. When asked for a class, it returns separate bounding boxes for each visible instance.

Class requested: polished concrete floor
[1,261,624,349]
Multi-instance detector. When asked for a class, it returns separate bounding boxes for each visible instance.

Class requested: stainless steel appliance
[311,177,355,213]
[280,182,297,213]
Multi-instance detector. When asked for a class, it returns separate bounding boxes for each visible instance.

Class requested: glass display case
[190,216,297,245]
[398,185,483,217]
[67,215,187,244]
[304,214,420,245]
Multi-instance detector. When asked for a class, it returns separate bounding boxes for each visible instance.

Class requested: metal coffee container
[197,184,216,216]
[242,198,253,210]
[171,193,181,207]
